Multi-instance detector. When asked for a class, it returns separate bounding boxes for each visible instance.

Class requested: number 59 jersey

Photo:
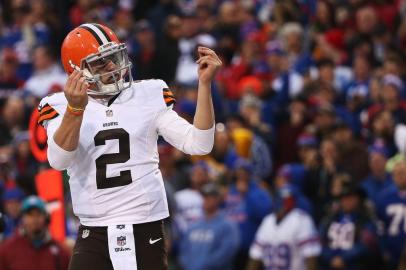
[39,79,214,226]
[249,209,321,270]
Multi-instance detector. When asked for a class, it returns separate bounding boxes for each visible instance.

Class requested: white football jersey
[249,209,321,270]
[39,79,213,226]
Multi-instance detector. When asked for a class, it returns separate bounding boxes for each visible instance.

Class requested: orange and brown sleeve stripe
[163,88,176,107]
[37,103,59,126]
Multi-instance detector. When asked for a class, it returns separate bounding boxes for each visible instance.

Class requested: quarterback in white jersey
[38,23,221,270]
[248,186,321,270]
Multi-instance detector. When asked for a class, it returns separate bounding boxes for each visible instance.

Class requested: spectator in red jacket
[0,196,70,270]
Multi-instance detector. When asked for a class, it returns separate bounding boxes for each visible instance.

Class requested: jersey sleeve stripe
[162,88,176,107]
[38,103,51,112]
[39,106,55,116]
[163,94,175,99]
[297,236,320,247]
[165,98,176,106]
[38,110,59,125]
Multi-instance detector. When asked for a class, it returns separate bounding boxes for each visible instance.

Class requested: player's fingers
[65,70,78,91]
[198,46,214,53]
[74,77,87,95]
[198,59,218,69]
[197,56,222,68]
[198,47,218,58]
[199,49,221,63]
[80,80,89,94]
[196,55,210,64]
[71,72,84,94]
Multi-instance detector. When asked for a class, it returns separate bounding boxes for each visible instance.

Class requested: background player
[247,185,321,270]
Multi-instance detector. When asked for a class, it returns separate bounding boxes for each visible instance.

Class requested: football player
[37,23,221,270]
[376,161,406,270]
[247,185,321,270]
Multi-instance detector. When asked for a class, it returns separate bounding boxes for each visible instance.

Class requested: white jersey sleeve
[249,214,273,260]
[38,93,78,170]
[295,212,321,258]
[151,80,215,155]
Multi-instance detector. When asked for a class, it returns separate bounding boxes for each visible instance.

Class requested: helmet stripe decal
[80,23,109,45]
[94,24,112,42]
[80,26,103,45]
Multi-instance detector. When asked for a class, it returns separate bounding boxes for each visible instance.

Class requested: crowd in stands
[0,0,406,269]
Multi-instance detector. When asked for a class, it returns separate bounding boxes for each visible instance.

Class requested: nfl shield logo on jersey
[82,229,90,239]
[116,224,125,230]
[117,236,126,246]
[106,110,113,117]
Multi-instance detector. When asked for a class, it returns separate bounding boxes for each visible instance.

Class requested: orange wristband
[67,104,84,116]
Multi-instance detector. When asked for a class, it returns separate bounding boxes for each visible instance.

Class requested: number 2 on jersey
[94,128,132,189]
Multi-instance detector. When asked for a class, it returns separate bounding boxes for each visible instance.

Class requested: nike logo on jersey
[149,238,162,244]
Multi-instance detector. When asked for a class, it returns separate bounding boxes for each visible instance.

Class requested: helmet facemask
[80,42,132,96]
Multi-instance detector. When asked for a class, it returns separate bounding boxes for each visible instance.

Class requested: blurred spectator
[201,123,236,180]
[367,110,397,157]
[1,1,52,80]
[224,158,272,270]
[69,0,97,27]
[152,15,181,84]
[24,45,66,98]
[275,98,309,167]
[266,40,303,101]
[1,187,24,238]
[343,55,371,101]
[274,167,313,215]
[280,22,311,75]
[212,1,240,47]
[320,183,380,270]
[368,75,406,127]
[311,0,335,34]
[174,161,210,234]
[0,96,25,146]
[332,122,369,181]
[12,131,38,182]
[0,48,23,106]
[0,196,70,270]
[179,182,239,270]
[226,115,272,181]
[238,94,272,147]
[376,161,406,270]
[248,185,321,270]
[159,143,188,191]
[313,105,337,140]
[304,137,339,223]
[131,20,157,80]
[361,143,393,206]
[175,11,209,86]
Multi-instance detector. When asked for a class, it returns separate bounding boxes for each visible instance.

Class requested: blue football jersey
[376,185,406,265]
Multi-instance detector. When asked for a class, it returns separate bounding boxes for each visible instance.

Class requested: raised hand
[64,70,89,110]
[196,46,222,85]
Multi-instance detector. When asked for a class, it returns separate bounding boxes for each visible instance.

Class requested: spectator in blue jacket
[361,143,393,206]
[179,182,239,270]
[376,161,406,270]
[224,158,272,270]
[320,183,380,270]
